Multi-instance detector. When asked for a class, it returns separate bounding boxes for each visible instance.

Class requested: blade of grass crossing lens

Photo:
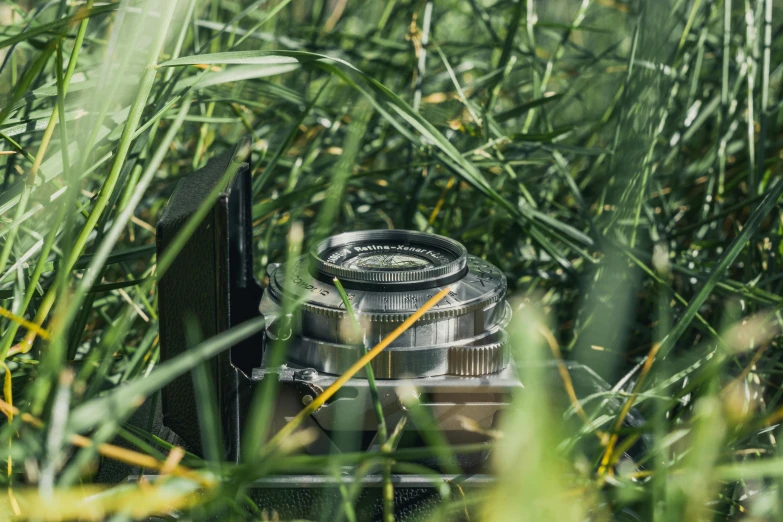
[264,288,452,451]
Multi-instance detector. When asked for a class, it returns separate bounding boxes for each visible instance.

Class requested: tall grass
[0,0,782,519]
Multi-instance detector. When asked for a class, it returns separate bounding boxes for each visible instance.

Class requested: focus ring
[297,291,503,322]
[447,340,508,376]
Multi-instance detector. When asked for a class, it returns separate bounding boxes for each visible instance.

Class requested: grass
[0,0,783,519]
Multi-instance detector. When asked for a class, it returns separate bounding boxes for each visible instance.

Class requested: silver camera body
[254,229,516,455]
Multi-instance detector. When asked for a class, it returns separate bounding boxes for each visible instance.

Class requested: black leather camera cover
[156,141,262,457]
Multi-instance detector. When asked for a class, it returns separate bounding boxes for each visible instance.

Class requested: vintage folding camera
[154,142,629,520]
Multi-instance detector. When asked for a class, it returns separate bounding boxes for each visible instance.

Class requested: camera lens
[261,230,510,378]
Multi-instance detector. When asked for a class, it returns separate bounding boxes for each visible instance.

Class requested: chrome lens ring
[310,229,468,289]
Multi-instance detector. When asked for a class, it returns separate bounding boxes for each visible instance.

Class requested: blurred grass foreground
[1,0,783,520]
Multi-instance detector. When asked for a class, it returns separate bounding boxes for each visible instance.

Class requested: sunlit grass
[0,0,782,520]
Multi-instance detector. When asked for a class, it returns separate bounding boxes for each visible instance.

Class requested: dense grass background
[1,0,783,519]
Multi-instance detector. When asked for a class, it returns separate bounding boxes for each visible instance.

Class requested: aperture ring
[297,291,504,322]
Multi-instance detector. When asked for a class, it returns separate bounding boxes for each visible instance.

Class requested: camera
[153,143,631,520]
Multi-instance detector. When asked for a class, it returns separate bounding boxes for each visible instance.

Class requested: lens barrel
[261,230,510,378]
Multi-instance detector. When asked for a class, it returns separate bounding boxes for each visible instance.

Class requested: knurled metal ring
[447,337,508,376]
[297,291,505,322]
[286,328,509,378]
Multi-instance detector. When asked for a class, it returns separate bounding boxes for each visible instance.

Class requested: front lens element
[344,253,434,270]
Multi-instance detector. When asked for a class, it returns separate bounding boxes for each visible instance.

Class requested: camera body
[154,143,516,518]
[154,143,625,520]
